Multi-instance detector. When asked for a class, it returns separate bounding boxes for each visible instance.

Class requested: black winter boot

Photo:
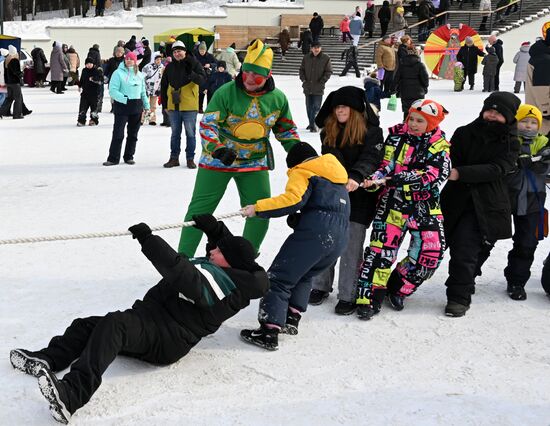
[37,367,72,424]
[445,301,470,317]
[507,284,527,301]
[356,304,379,320]
[387,293,405,311]
[334,300,356,315]
[308,289,329,305]
[10,349,51,377]
[240,326,279,351]
[280,310,301,335]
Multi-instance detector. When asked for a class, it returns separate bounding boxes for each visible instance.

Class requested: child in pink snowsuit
[356,99,451,320]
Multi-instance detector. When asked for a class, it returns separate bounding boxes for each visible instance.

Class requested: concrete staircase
[271,35,376,78]
[271,0,550,76]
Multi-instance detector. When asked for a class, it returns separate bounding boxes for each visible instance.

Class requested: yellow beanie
[516,104,542,129]
[242,39,273,77]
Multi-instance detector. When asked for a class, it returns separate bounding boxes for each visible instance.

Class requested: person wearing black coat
[487,35,504,90]
[87,44,101,68]
[340,45,361,77]
[394,50,429,121]
[309,86,384,314]
[298,29,313,55]
[457,37,485,90]
[417,0,435,42]
[138,39,151,72]
[124,35,137,53]
[309,13,324,43]
[378,1,392,37]
[31,46,48,87]
[441,92,521,317]
[363,3,375,38]
[9,215,269,424]
[194,44,217,113]
[206,61,232,104]
[0,54,25,119]
[77,58,103,126]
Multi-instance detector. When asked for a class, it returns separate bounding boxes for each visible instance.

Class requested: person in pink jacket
[340,16,352,43]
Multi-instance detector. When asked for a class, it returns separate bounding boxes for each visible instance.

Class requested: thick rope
[0,211,244,246]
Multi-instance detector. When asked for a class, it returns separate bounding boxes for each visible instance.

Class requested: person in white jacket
[142,53,164,125]
[513,41,530,93]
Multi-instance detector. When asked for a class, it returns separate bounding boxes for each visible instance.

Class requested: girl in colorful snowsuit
[356,99,451,320]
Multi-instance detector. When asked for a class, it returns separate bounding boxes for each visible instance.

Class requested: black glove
[128,223,152,244]
[286,212,302,229]
[517,154,532,169]
[212,147,237,166]
[192,214,219,234]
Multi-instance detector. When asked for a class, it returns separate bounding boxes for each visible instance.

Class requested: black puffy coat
[378,4,391,24]
[309,16,324,36]
[395,53,429,101]
[105,55,124,80]
[299,29,313,54]
[529,38,550,86]
[194,51,217,90]
[457,44,485,74]
[4,57,22,84]
[363,5,375,32]
[31,47,48,75]
[87,47,101,68]
[320,120,384,226]
[441,118,520,241]
[138,46,151,71]
[132,224,269,359]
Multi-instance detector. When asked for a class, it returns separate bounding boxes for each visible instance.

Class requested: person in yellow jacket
[160,40,206,169]
[239,142,350,351]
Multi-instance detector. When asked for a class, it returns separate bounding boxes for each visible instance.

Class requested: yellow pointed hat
[242,39,273,77]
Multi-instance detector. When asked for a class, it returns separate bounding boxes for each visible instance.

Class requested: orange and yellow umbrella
[424,23,483,79]
[542,21,550,39]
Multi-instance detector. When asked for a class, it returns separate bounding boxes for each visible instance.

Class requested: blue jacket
[109,61,150,113]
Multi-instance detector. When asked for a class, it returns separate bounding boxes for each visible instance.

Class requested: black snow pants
[36,307,193,414]
[78,93,99,124]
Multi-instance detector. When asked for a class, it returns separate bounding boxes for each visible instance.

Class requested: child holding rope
[355,99,451,320]
[10,215,268,424]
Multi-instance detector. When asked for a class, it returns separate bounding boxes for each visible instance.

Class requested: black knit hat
[217,236,259,272]
[286,142,318,168]
[315,86,380,128]
[85,57,94,65]
[217,60,227,69]
[481,91,521,125]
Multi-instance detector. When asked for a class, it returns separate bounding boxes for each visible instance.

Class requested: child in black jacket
[10,215,269,424]
[77,57,103,126]
[206,60,232,105]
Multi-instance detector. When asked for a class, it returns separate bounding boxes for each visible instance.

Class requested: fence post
[518,0,523,20]
[468,12,471,27]
[0,0,3,35]
[489,10,493,33]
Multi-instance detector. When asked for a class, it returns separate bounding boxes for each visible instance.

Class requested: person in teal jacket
[103,51,150,166]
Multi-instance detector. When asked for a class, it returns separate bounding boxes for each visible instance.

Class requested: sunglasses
[242,71,268,85]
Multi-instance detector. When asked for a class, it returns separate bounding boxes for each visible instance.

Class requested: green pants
[178,167,271,256]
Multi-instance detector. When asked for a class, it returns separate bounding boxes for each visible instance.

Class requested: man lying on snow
[9,215,269,424]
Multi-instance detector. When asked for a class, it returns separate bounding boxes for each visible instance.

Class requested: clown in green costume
[178,39,300,255]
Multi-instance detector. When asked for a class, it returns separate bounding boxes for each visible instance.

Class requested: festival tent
[153,27,215,53]
[0,35,22,52]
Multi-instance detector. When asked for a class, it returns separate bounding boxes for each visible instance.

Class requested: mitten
[286,212,302,229]
[192,214,219,234]
[128,223,152,244]
[212,147,237,166]
[517,154,532,169]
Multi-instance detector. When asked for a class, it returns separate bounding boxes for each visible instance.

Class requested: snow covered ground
[1,72,550,425]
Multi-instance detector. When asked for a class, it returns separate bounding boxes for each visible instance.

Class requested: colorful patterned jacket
[370,123,451,218]
[199,76,300,172]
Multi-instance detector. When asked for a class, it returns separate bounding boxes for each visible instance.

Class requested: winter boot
[334,300,356,315]
[163,158,180,168]
[186,159,197,169]
[76,122,85,127]
[37,367,72,424]
[444,301,470,317]
[102,161,118,166]
[308,289,329,305]
[240,326,279,351]
[280,310,301,335]
[356,303,379,320]
[507,284,527,301]
[387,293,405,311]
[124,159,136,165]
[10,349,51,377]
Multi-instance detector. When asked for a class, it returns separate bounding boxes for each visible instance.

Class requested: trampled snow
[1,73,550,425]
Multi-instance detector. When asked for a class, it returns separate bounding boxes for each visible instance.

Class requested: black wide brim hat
[315,86,380,128]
